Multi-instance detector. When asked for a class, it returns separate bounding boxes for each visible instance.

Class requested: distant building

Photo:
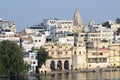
[16,30,47,51]
[114,28,120,41]
[0,37,20,44]
[72,41,86,70]
[86,48,112,69]
[31,34,46,49]
[24,25,44,35]
[23,52,38,74]
[111,42,120,67]
[44,40,87,70]
[44,43,73,70]
[100,28,114,41]
[0,18,16,32]
[43,19,74,41]
[39,64,51,74]
[58,33,74,46]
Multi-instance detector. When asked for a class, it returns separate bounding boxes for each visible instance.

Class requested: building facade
[0,18,16,32]
[44,43,73,70]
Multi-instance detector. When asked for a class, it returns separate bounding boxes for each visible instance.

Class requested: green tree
[0,40,26,75]
[37,47,50,68]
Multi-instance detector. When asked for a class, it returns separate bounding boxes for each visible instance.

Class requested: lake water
[1,71,120,80]
[33,71,120,80]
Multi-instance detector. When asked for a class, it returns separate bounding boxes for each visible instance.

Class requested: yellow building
[44,42,73,70]
[42,40,120,71]
[72,43,87,70]
[111,42,120,67]
[86,40,120,69]
[86,48,114,69]
[43,41,87,70]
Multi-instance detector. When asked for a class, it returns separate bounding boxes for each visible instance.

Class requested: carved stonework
[73,9,83,27]
[73,9,83,33]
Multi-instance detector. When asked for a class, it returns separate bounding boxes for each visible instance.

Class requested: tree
[0,40,26,75]
[37,47,50,68]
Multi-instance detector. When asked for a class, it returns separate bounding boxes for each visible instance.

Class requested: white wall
[32,34,46,48]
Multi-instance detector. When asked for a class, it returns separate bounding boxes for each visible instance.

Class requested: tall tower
[72,9,83,33]
[73,9,83,27]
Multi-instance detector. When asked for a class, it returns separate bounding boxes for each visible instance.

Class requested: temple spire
[73,9,83,27]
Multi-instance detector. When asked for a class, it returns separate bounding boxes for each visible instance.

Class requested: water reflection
[28,76,40,80]
[1,71,119,80]
[41,71,120,80]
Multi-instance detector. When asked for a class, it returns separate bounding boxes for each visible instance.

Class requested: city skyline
[0,0,119,32]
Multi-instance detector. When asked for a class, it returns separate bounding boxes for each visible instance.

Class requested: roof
[29,27,44,29]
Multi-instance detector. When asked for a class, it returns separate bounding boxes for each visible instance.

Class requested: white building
[0,31,15,37]
[20,37,33,51]
[0,18,16,32]
[100,28,114,42]
[43,19,73,41]
[114,28,120,42]
[24,26,44,35]
[58,34,74,46]
[23,52,38,74]
[16,31,47,51]
[88,20,103,32]
[32,34,46,49]
[88,32,101,42]
[0,37,20,45]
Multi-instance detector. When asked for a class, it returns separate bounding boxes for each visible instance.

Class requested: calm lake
[31,71,120,80]
[1,71,120,80]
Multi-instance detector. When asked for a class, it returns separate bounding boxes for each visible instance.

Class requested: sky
[0,0,120,32]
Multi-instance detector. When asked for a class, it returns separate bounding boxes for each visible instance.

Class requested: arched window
[50,61,55,70]
[64,60,69,69]
[57,60,62,70]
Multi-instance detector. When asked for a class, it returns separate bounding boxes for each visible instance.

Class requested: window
[88,58,107,63]
[100,53,103,55]
[58,52,62,54]
[35,40,37,42]
[103,58,107,62]
[66,52,68,54]
[97,58,100,62]
[88,58,92,62]
[51,52,54,54]
[59,46,62,48]
[39,40,41,42]
[52,46,54,48]
[102,46,105,48]
[89,64,91,67]
[33,62,36,64]
[31,56,34,59]
[74,51,76,55]
[79,51,81,55]
[64,26,67,28]
[92,53,96,55]
[94,58,97,62]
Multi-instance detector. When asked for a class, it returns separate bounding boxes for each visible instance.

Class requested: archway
[64,60,69,69]
[57,60,62,70]
[50,61,55,70]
